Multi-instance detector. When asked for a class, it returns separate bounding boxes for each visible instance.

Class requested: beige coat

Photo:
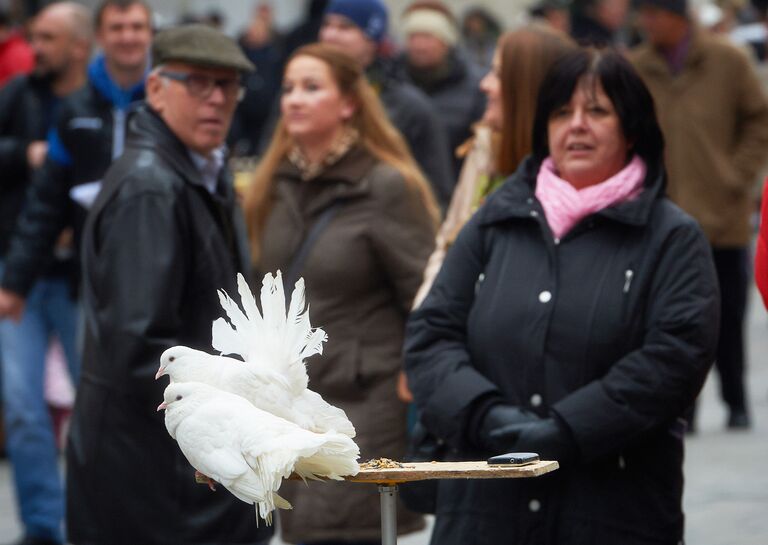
[414,125,495,306]
[257,145,434,543]
[630,29,768,247]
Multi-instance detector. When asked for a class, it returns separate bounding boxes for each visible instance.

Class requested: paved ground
[1,286,767,544]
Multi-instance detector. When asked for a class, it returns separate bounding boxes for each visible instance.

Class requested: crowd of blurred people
[0,0,767,544]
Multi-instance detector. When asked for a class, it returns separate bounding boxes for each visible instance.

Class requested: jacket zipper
[623,269,634,293]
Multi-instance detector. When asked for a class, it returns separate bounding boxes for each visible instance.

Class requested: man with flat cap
[69,25,272,545]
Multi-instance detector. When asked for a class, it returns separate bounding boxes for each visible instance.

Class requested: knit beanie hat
[402,2,459,47]
[637,0,688,17]
[324,0,389,44]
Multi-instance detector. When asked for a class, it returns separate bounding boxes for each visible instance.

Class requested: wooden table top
[345,460,559,485]
[196,460,559,487]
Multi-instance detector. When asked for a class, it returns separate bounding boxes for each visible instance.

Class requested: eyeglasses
[159,70,244,101]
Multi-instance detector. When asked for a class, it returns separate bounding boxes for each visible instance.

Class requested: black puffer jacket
[70,105,270,545]
[366,57,455,208]
[1,68,143,296]
[404,156,719,545]
[398,50,486,179]
[0,75,54,255]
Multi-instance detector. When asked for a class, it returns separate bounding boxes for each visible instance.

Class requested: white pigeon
[156,271,355,437]
[159,381,360,524]
[156,345,355,437]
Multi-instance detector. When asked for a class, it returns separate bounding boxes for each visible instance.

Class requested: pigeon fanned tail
[214,272,324,394]
[211,317,247,358]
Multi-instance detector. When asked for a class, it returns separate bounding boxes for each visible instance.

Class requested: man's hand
[0,288,25,322]
[26,140,48,169]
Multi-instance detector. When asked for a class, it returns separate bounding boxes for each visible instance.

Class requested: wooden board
[197,460,559,486]
[345,460,558,485]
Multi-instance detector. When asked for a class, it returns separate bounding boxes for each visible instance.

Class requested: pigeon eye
[169,356,175,362]
[175,395,182,401]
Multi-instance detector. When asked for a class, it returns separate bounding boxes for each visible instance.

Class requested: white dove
[159,381,360,524]
[156,271,355,437]
[156,345,355,437]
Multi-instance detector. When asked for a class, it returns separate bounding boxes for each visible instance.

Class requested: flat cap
[152,24,254,72]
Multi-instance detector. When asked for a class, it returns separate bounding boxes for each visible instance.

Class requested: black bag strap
[284,200,343,291]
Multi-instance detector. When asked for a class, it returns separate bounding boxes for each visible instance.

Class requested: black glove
[488,416,579,465]
[473,403,540,452]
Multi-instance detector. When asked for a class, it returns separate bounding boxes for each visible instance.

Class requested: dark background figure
[398,0,486,180]
[405,49,719,545]
[529,0,572,35]
[72,24,271,545]
[631,0,768,430]
[281,0,329,62]
[0,3,34,87]
[460,5,502,68]
[746,0,768,60]
[178,8,226,29]
[571,0,630,45]
[201,7,225,30]
[0,0,151,321]
[228,1,284,157]
[0,7,151,532]
[318,0,455,208]
[0,5,91,544]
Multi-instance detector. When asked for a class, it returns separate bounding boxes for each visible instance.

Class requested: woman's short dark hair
[532,48,664,165]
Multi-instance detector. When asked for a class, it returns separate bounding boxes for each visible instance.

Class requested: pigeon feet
[194,470,217,491]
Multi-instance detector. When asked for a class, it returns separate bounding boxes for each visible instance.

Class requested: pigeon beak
[157,402,167,412]
[155,367,165,380]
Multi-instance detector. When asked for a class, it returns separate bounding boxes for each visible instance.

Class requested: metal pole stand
[378,484,398,545]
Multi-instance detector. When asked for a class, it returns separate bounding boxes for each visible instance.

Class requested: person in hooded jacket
[404,48,719,545]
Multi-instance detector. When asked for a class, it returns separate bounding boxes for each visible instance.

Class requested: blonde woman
[244,42,438,545]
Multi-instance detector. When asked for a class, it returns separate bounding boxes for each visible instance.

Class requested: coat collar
[126,104,235,197]
[87,54,146,111]
[274,144,377,215]
[632,25,708,79]
[479,155,667,229]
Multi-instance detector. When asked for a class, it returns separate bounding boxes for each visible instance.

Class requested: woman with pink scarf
[404,48,720,545]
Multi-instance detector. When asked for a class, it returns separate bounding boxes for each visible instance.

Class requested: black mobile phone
[486,452,540,465]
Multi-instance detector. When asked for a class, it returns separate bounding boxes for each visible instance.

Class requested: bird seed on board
[360,458,404,469]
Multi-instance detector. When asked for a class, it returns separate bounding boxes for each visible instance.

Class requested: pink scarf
[535,155,647,239]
